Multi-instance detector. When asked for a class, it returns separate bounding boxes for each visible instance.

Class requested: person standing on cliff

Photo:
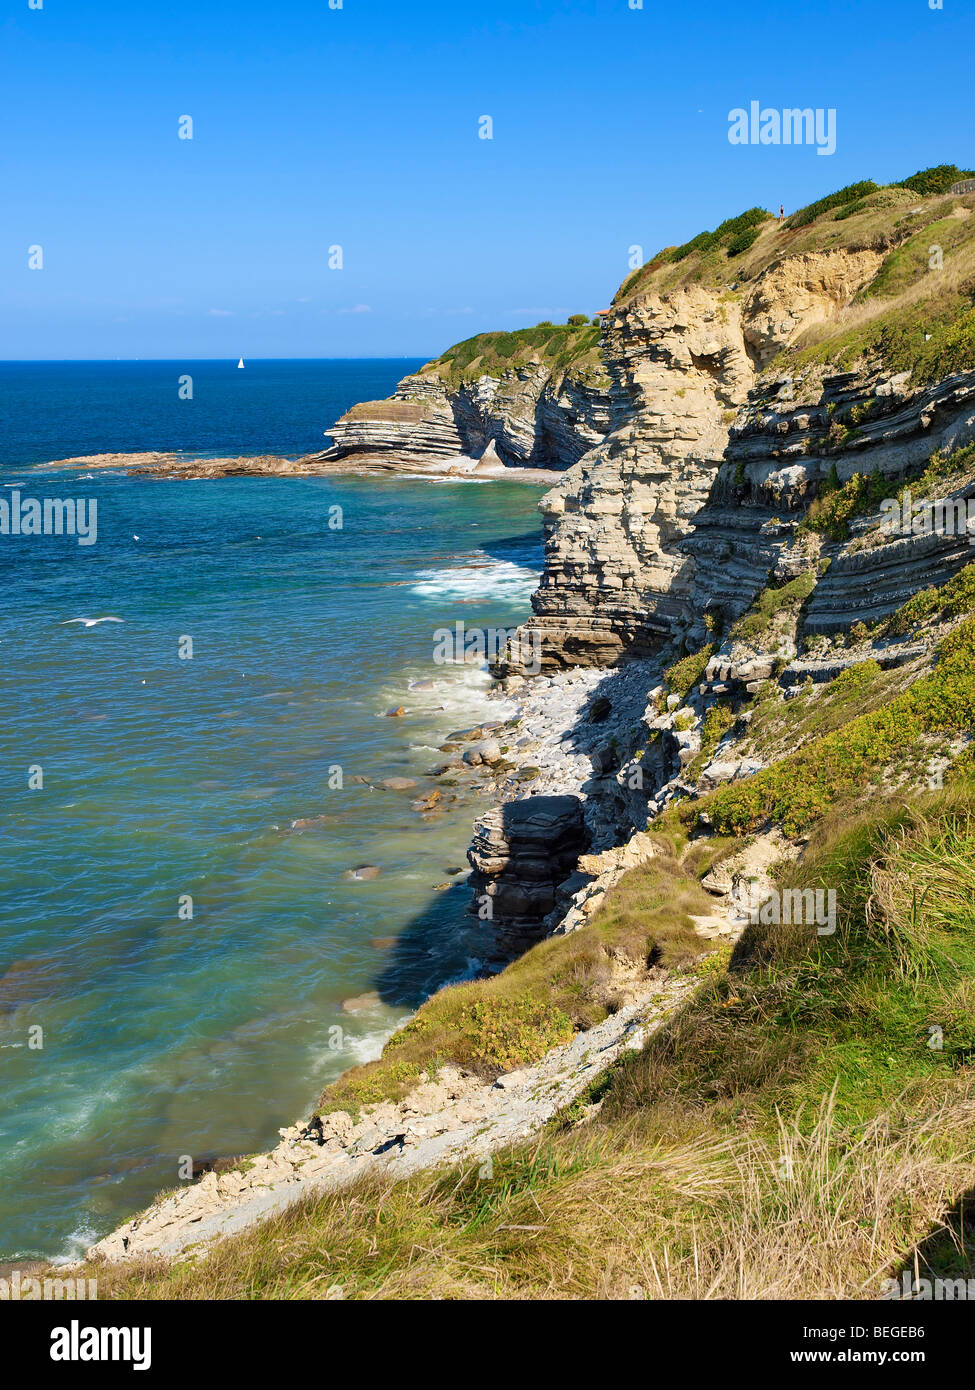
[779,204,785,222]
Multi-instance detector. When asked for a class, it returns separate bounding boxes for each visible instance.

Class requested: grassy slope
[420,318,606,390]
[81,170,975,1301]
[87,779,975,1300]
[408,165,975,398]
[611,167,975,385]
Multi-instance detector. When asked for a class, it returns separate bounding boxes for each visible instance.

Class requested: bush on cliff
[800,468,889,541]
[895,164,975,196]
[664,644,714,698]
[786,180,880,230]
[669,206,770,263]
[884,560,975,636]
[729,573,816,646]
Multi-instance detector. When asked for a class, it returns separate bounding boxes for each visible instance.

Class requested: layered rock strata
[467,794,589,957]
[511,252,975,670]
[305,364,614,473]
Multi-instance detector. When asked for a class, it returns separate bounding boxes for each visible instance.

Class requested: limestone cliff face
[308,361,614,473]
[513,248,975,670]
[524,286,754,667]
[687,366,975,641]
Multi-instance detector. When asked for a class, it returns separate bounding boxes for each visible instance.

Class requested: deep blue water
[0,360,545,1261]
[0,358,424,467]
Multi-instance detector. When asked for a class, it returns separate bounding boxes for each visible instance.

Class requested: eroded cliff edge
[302,319,620,475]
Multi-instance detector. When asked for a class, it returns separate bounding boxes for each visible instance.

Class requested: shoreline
[2,458,550,1266]
[81,650,683,1264]
[32,451,565,485]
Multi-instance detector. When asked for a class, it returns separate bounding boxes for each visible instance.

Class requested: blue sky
[1,0,971,359]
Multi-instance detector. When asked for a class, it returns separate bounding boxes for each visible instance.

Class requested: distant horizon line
[0,355,433,363]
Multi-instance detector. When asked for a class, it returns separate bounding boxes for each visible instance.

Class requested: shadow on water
[475,528,545,566]
[370,880,485,1010]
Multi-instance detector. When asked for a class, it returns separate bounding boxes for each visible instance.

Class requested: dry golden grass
[83,1081,975,1301]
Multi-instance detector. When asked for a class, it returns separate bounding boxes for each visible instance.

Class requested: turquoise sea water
[0,361,546,1260]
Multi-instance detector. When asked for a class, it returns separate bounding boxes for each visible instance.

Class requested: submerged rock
[345,865,381,881]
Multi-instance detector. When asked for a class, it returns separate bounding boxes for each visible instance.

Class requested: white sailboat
[237,356,245,369]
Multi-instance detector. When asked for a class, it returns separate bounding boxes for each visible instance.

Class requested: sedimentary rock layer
[305,363,614,474]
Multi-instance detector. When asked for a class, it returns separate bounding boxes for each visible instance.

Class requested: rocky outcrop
[741,248,885,366]
[467,794,589,957]
[687,367,975,640]
[510,251,975,670]
[306,362,614,474]
[86,963,709,1265]
[514,285,754,668]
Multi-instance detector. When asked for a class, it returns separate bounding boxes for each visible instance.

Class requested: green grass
[786,180,881,230]
[884,560,975,637]
[669,206,771,263]
[696,614,975,836]
[663,644,714,698]
[316,843,715,1115]
[729,573,816,647]
[800,467,890,540]
[426,319,604,388]
[896,164,975,197]
[83,781,975,1301]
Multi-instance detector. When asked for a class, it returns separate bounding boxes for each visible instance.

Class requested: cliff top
[419,317,605,389]
[609,164,975,385]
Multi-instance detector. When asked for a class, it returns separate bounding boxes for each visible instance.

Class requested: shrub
[698,616,975,836]
[700,703,736,754]
[460,999,574,1072]
[895,164,975,197]
[786,181,880,230]
[886,561,975,635]
[731,574,816,646]
[669,208,770,263]
[801,470,890,541]
[665,644,714,697]
[727,225,761,257]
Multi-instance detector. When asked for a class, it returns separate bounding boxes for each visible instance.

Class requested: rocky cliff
[509,179,975,670]
[305,321,618,473]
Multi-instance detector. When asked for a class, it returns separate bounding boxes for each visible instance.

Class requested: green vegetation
[786,180,881,230]
[698,614,975,836]
[664,643,714,698]
[67,166,975,1304]
[896,164,975,197]
[737,657,905,767]
[669,206,771,263]
[800,467,890,541]
[85,781,975,1301]
[699,702,736,755]
[317,843,715,1115]
[610,163,975,390]
[785,167,974,232]
[428,318,603,388]
[730,573,816,646]
[860,216,971,301]
[885,560,975,637]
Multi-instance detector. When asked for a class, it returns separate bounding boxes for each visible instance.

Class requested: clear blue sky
[2,0,971,359]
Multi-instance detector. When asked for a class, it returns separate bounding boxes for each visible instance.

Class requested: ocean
[0,359,547,1261]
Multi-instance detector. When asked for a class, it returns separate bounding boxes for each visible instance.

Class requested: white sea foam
[55,1221,100,1265]
[410,553,540,603]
